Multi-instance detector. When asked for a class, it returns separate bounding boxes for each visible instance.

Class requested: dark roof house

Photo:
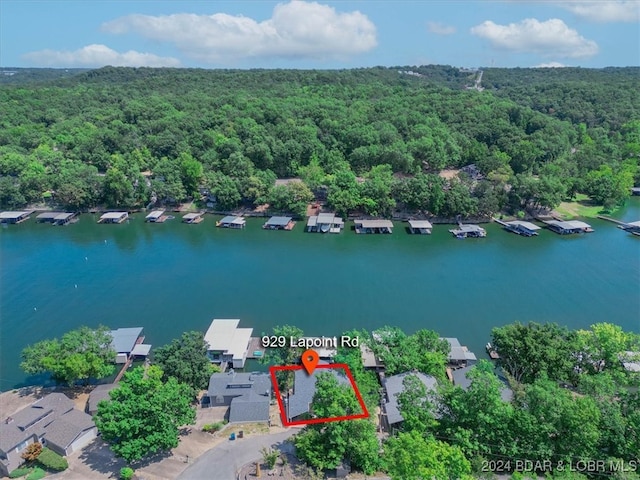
[86,384,118,416]
[287,366,350,420]
[0,393,96,476]
[383,372,438,428]
[452,365,513,402]
[207,372,271,423]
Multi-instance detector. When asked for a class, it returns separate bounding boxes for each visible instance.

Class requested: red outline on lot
[269,363,369,427]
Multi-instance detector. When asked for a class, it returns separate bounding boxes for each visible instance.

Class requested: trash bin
[238,430,244,438]
[229,433,236,441]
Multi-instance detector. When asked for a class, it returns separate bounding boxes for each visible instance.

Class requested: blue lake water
[1,201,639,390]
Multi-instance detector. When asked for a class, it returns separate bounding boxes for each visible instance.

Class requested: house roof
[452,365,513,402]
[355,219,393,228]
[408,220,433,229]
[266,216,292,226]
[87,384,118,414]
[384,372,437,426]
[506,220,540,231]
[204,319,253,360]
[288,366,350,419]
[109,327,143,354]
[229,392,271,423]
[208,372,271,423]
[0,393,92,453]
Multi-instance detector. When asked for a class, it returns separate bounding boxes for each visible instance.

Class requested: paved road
[177,430,297,480]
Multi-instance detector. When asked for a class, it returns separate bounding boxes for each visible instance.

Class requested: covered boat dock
[544,220,593,234]
[354,219,393,234]
[494,219,540,236]
[182,213,204,224]
[145,210,167,223]
[307,212,344,233]
[36,212,77,226]
[98,212,128,224]
[263,216,295,230]
[0,211,32,224]
[408,219,433,234]
[216,215,246,229]
[449,224,486,238]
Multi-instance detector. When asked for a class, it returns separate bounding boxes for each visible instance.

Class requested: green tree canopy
[20,326,115,386]
[95,365,195,463]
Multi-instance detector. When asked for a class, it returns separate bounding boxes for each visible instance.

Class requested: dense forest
[1,66,638,218]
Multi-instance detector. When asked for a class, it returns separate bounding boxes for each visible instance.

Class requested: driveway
[177,430,297,480]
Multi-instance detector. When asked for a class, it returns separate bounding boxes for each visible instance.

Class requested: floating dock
[449,224,486,238]
[217,215,246,229]
[307,212,344,233]
[408,219,433,235]
[98,212,128,224]
[0,211,32,224]
[145,210,168,223]
[354,219,393,234]
[598,216,640,236]
[543,219,593,235]
[182,213,204,224]
[36,212,77,225]
[493,218,540,237]
[263,216,295,230]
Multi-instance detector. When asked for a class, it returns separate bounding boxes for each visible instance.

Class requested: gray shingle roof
[0,393,94,453]
[452,365,513,402]
[87,384,118,414]
[229,392,271,423]
[288,367,350,419]
[384,372,437,426]
[207,372,272,423]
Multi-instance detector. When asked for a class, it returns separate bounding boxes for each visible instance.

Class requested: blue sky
[1,1,638,69]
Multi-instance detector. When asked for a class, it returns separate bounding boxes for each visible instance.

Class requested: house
[36,212,77,226]
[145,210,167,223]
[382,372,438,430]
[502,220,540,237]
[204,319,253,370]
[408,220,433,234]
[0,393,97,476]
[354,219,393,234]
[544,220,594,234]
[207,372,271,423]
[441,338,477,367]
[306,213,344,233]
[449,224,486,238]
[182,213,204,224]
[286,366,350,421]
[0,211,31,224]
[216,216,246,229]
[263,216,295,230]
[98,212,128,224]
[452,365,513,402]
[109,327,149,364]
[86,384,118,416]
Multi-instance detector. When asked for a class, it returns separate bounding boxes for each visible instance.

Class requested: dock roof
[100,212,127,219]
[626,220,640,227]
[204,319,253,360]
[456,224,484,233]
[356,219,393,228]
[317,212,337,224]
[37,212,66,220]
[408,220,433,229]
[220,215,245,224]
[384,372,437,425]
[506,220,540,231]
[183,213,202,220]
[109,327,143,354]
[145,210,164,219]
[0,211,29,219]
[266,216,292,226]
[547,220,591,229]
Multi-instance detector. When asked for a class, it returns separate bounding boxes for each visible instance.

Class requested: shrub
[26,468,46,480]
[9,467,33,478]
[120,467,135,480]
[202,421,225,433]
[261,447,279,469]
[21,442,42,462]
[37,447,68,471]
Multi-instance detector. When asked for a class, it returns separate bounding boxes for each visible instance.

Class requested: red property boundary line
[269,363,370,427]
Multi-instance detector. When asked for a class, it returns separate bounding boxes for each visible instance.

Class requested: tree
[295,373,380,474]
[179,152,204,197]
[103,166,134,207]
[95,366,195,463]
[326,168,361,217]
[153,331,213,395]
[21,326,115,386]
[397,373,438,433]
[268,181,314,217]
[491,322,579,384]
[383,431,472,480]
[264,325,304,390]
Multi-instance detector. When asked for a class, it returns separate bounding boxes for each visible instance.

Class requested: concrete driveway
[177,430,297,480]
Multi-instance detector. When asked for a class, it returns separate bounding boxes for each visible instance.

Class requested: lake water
[1,201,639,390]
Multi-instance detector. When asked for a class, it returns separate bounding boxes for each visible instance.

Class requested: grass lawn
[554,194,616,219]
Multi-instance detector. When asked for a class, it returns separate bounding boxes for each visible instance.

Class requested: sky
[1,1,638,69]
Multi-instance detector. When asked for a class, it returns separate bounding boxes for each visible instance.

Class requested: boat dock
[0,211,33,224]
[543,219,593,235]
[449,223,486,238]
[182,213,204,224]
[493,218,540,236]
[486,343,500,359]
[98,212,129,224]
[246,337,266,360]
[146,210,168,223]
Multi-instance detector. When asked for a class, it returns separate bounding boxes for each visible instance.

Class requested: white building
[204,319,253,369]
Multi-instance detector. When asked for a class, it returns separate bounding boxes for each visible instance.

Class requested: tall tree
[21,326,115,385]
[95,366,195,463]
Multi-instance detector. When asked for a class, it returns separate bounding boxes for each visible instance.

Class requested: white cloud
[534,61,567,67]
[22,44,181,67]
[427,21,456,35]
[101,1,377,63]
[559,1,640,23]
[470,18,599,58]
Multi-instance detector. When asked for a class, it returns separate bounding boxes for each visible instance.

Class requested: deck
[246,337,266,360]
